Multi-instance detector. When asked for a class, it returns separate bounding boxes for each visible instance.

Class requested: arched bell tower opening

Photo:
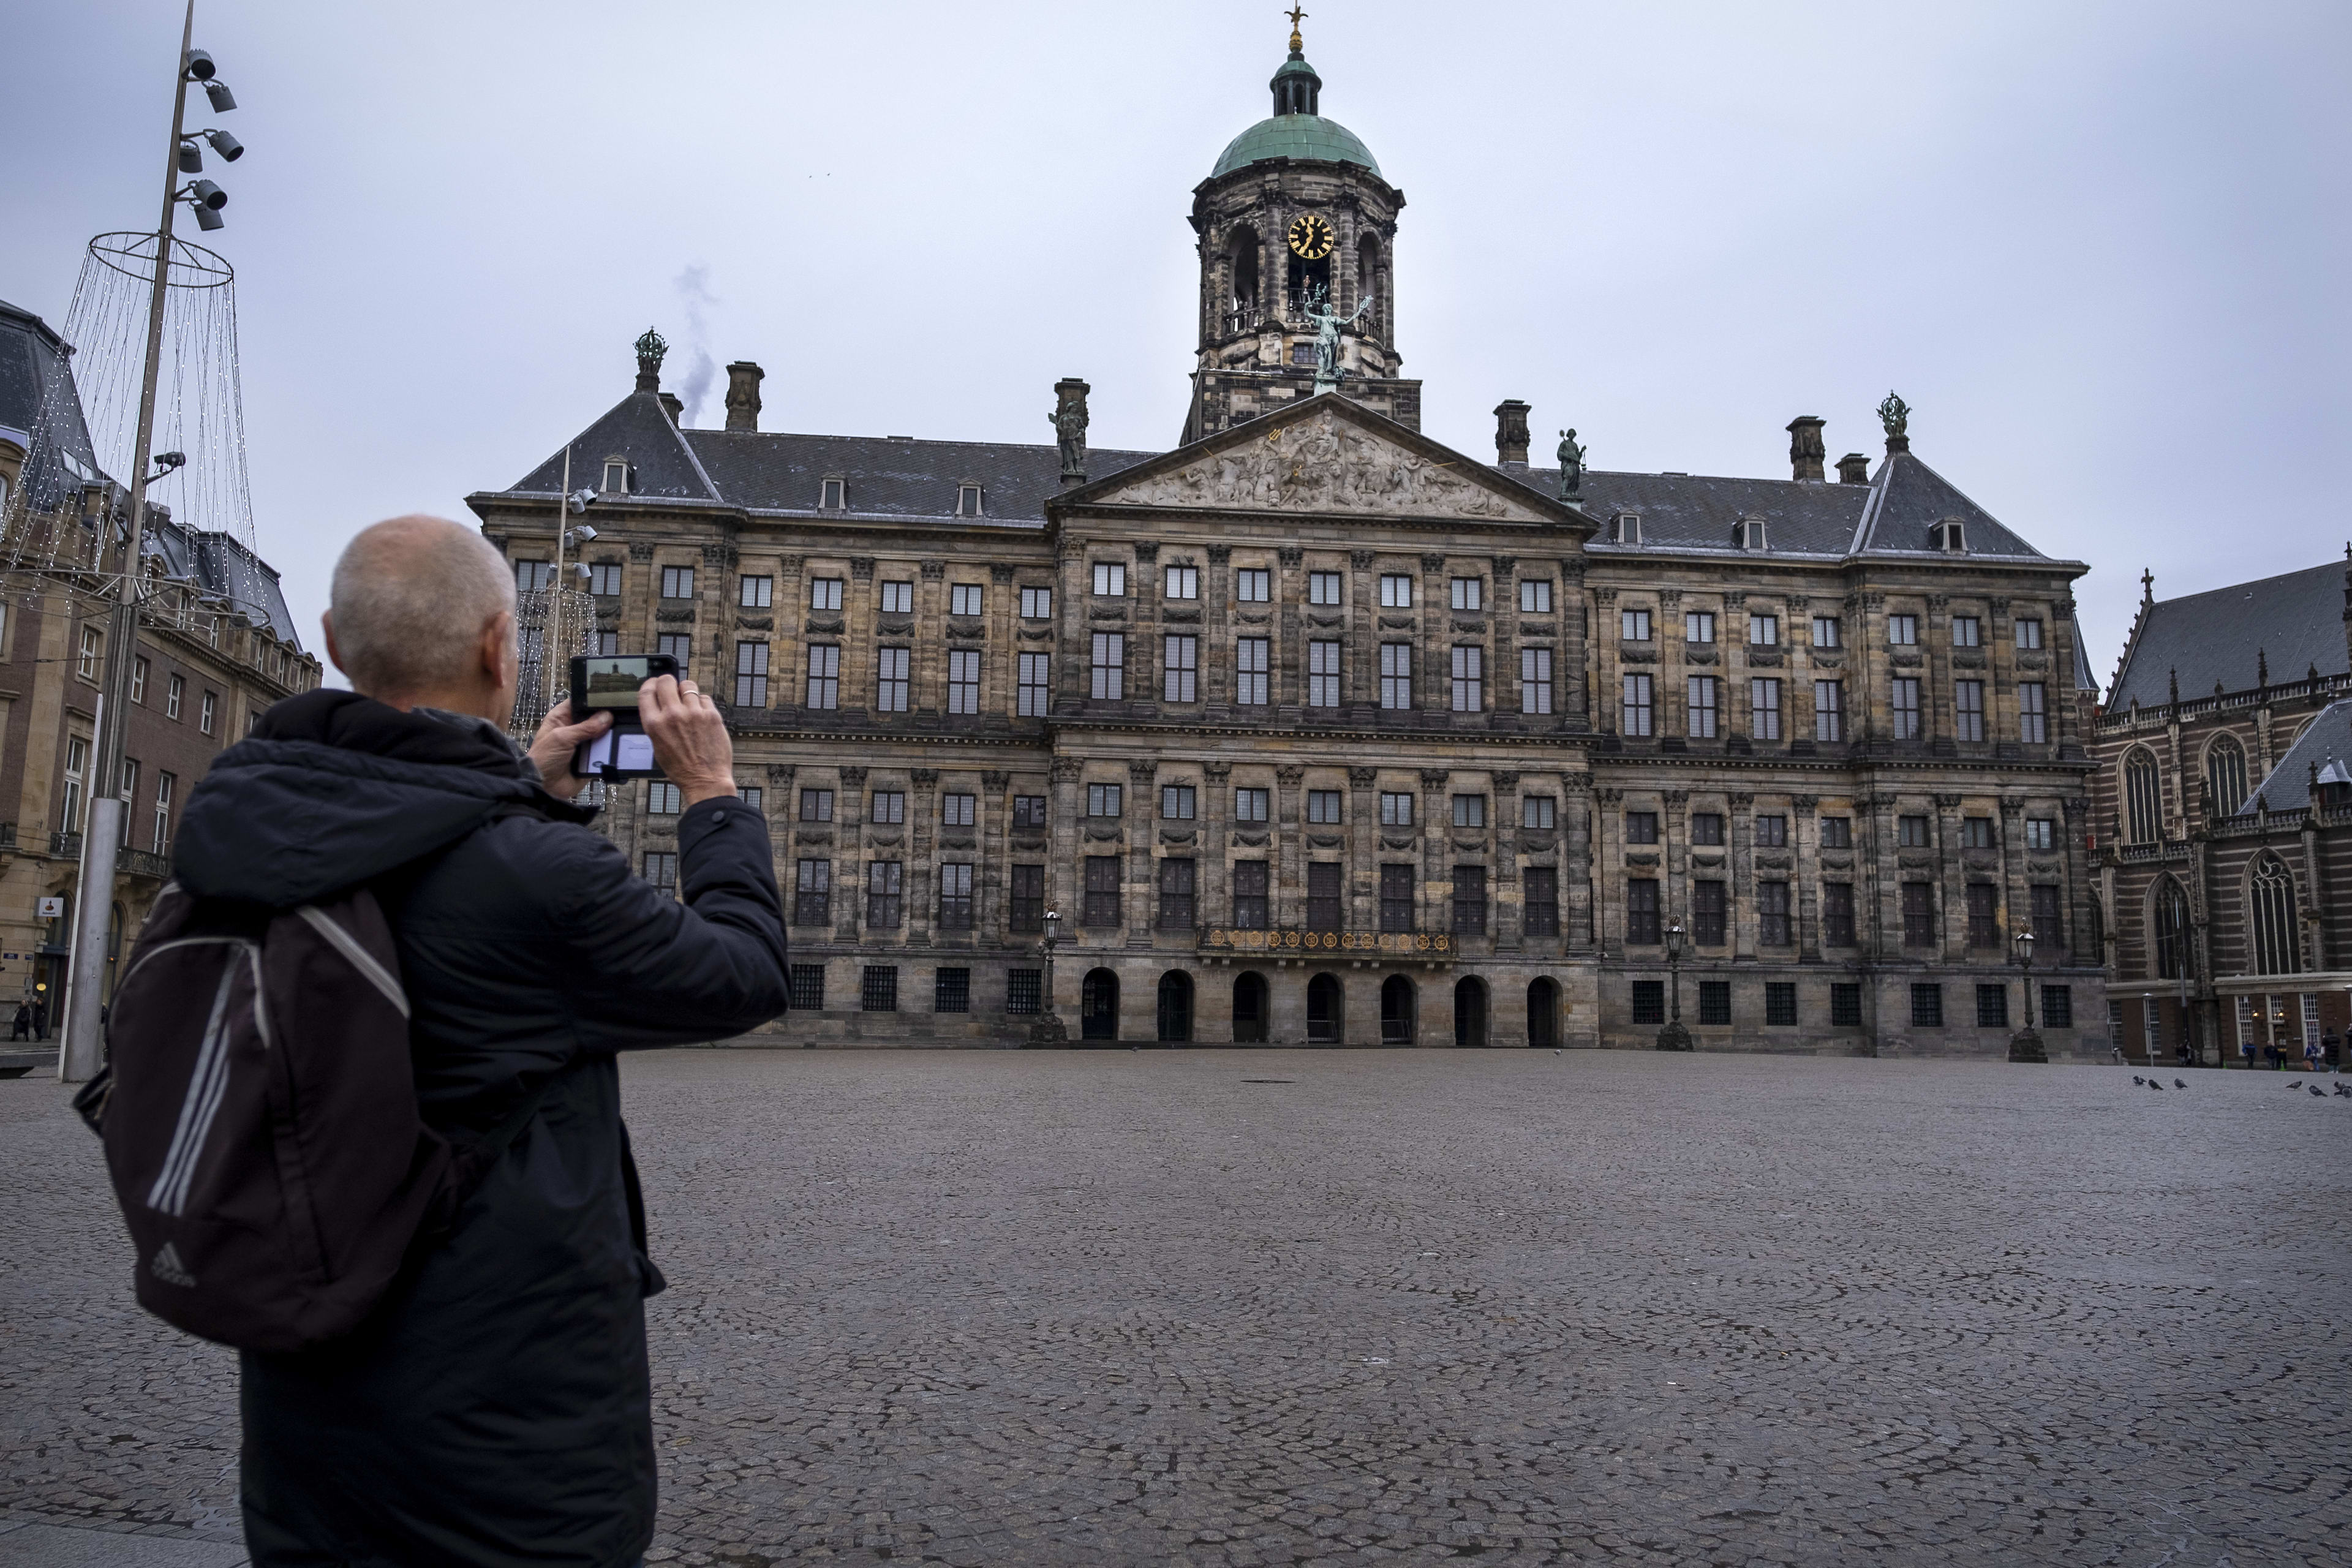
[1183,19,1420,444]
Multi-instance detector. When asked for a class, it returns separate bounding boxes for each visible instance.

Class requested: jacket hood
[173,689,590,906]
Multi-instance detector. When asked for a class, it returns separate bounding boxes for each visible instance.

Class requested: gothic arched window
[2204,734,2248,818]
[2152,876,2190,980]
[2250,855,2300,976]
[2123,748,2162,843]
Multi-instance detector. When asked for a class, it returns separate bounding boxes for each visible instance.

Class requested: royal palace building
[469,30,2109,1054]
[2093,557,2352,1063]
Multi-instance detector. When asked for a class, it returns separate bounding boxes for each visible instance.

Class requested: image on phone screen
[576,729,658,775]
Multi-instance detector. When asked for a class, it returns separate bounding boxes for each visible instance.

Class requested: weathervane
[1286,3,1307,51]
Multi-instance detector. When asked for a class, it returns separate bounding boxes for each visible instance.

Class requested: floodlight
[204,80,237,113]
[573,562,593,581]
[178,141,203,173]
[151,451,187,472]
[203,129,244,161]
[189,179,227,211]
[184,48,217,80]
[571,524,598,541]
[566,487,597,514]
[192,205,225,232]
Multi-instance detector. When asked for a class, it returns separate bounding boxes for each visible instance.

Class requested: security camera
[183,48,217,80]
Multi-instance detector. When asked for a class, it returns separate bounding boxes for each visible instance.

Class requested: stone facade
[466,39,2109,1055]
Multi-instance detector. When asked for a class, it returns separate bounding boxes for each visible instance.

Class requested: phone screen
[575,729,658,776]
[579,655,657,710]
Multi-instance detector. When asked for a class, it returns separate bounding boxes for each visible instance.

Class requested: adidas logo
[150,1242,195,1289]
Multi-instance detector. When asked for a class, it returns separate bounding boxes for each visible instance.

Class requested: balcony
[50,831,80,859]
[1201,927,1455,959]
[117,847,170,881]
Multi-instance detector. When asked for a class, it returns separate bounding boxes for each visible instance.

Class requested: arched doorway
[1081,968,1119,1041]
[1381,974,1416,1044]
[1156,971,1194,1043]
[1306,973,1342,1044]
[1232,972,1268,1042]
[1527,978,1558,1048]
[1454,976,1488,1047]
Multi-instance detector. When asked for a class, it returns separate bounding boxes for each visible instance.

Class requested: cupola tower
[1182,14,1419,443]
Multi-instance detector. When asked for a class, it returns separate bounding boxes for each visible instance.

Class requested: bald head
[327,515,516,701]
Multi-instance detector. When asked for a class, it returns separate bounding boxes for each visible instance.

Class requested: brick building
[0,297,318,1035]
[468,32,2109,1054]
[2092,557,2352,1063]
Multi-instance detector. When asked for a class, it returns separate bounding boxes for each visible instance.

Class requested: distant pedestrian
[2326,1030,2342,1073]
[2305,1034,2323,1072]
[9,1002,27,1041]
[31,1000,48,1039]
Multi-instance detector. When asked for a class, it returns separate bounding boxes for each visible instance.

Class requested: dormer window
[957,483,984,517]
[601,458,629,494]
[1611,512,1641,545]
[1732,517,1768,550]
[820,477,846,510]
[1931,519,1967,552]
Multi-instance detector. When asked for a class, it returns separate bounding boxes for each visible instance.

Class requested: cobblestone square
[4,1049,2349,1566]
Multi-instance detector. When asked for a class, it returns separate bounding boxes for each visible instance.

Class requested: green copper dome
[1212,113,1382,178]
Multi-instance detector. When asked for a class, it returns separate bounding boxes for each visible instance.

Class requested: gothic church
[469,27,2108,1054]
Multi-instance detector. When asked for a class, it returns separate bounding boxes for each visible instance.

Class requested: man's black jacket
[170,690,788,1568]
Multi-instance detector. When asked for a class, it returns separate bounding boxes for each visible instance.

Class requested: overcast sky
[7,1,2348,690]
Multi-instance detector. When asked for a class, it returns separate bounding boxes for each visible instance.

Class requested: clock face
[1286,213,1336,261]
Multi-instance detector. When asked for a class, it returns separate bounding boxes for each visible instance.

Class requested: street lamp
[1656,921,1692,1052]
[1029,909,1068,1046]
[2008,929,2047,1063]
[61,0,247,1084]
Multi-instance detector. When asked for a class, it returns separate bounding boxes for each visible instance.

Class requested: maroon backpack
[76,854,557,1353]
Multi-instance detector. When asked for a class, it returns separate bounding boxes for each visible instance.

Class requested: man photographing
[168,514,789,1567]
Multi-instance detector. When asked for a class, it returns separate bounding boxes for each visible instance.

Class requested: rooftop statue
[1877,390,1910,440]
[1302,283,1371,392]
[1556,429,1585,500]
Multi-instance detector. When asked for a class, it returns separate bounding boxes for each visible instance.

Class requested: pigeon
[2310,1084,2327,1098]
[2133,1076,2146,1086]
[2149,1080,2163,1090]
[1552,1049,1562,1057]
[2174,1079,2188,1090]
[2334,1082,2351,1098]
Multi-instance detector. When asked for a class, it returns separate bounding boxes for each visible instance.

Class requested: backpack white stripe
[295,906,409,1019]
[148,956,244,1217]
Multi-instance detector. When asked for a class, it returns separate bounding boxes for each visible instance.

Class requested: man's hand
[639,674,737,808]
[527,699,613,802]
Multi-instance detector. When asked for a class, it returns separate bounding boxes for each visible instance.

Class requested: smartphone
[567,653,679,778]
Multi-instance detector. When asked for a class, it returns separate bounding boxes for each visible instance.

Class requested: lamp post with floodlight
[2008,929,2047,1063]
[1656,922,1692,1051]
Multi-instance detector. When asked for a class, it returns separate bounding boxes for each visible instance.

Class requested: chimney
[724,361,765,432]
[1835,452,1870,484]
[1493,399,1531,467]
[658,391,684,426]
[1785,415,1826,482]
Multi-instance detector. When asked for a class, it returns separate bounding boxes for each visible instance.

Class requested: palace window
[1380,643,1412,709]
[1955,680,1985,742]
[737,573,772,608]
[1450,578,1483,611]
[1698,981,1733,1023]
[936,968,971,1012]
[1621,673,1652,736]
[1236,568,1270,602]
[879,580,913,614]
[1235,787,1270,823]
[811,576,844,611]
[957,483,984,518]
[648,782,682,815]
[1766,983,1798,1027]
[1236,638,1269,704]
[1379,791,1414,826]
[1899,814,1929,846]
[1687,676,1717,739]
[657,633,693,676]
[1520,579,1552,614]
[1967,883,1999,948]
[1380,574,1413,608]
[936,864,974,930]
[1306,862,1343,932]
[1823,883,1855,946]
[1521,647,1552,715]
[1910,984,1943,1027]
[1626,880,1660,945]
[1161,785,1196,820]
[151,772,175,853]
[1379,864,1415,930]
[942,793,975,827]
[799,788,833,822]
[1523,796,1555,830]
[1831,982,1863,1027]
[1308,571,1343,606]
[1750,677,1782,741]
[1009,865,1044,932]
[1090,633,1125,699]
[1976,984,2008,1028]
[1086,783,1122,818]
[1685,611,1716,644]
[1961,816,1992,848]
[1889,614,1918,646]
[2041,985,2071,1027]
[861,965,898,1012]
[804,644,840,709]
[1307,790,1342,824]
[513,561,554,594]
[1091,562,1125,597]
[1452,794,1485,829]
[1019,586,1052,618]
[949,583,982,616]
[1017,652,1049,716]
[1165,565,1199,601]
[1453,865,1488,935]
[1901,882,1936,946]
[1891,677,1921,739]
[876,647,910,711]
[1812,615,1841,649]
[1013,795,1047,829]
[1524,867,1559,936]
[946,649,980,715]
[1814,680,1843,742]
[1749,613,1779,647]
[1158,858,1196,928]
[1758,883,1792,947]
[1632,982,1665,1025]
[734,641,770,707]
[870,790,906,825]
[660,565,694,599]
[1232,861,1269,929]
[1952,615,1981,647]
[1164,636,1198,703]
[864,862,903,928]
[820,478,846,510]
[643,852,677,892]
[1692,881,1727,946]
[1308,640,1341,707]
[1691,811,1724,846]
[1625,810,1659,845]
[1451,646,1483,711]
[1005,967,1042,1013]
[1621,608,1652,642]
[2024,816,2052,850]
[2015,618,2043,649]
[1755,814,1787,847]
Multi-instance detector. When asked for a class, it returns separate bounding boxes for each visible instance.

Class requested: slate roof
[1512,449,2051,562]
[2109,560,2350,709]
[499,390,1157,524]
[2238,698,2352,814]
[0,298,301,648]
